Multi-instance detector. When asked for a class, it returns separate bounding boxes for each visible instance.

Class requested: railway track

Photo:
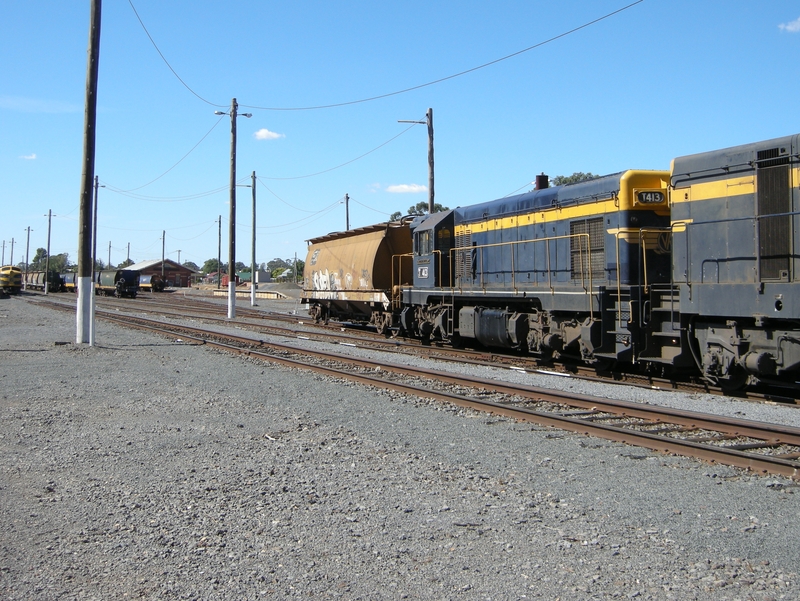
[41,291,800,404]
[33,296,800,480]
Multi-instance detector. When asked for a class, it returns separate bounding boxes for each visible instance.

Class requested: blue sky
[3,0,800,270]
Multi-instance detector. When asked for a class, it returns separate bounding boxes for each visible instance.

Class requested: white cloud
[20,153,36,160]
[253,128,285,140]
[386,183,427,194]
[779,16,800,32]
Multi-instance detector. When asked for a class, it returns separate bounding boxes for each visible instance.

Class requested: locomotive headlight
[635,190,665,205]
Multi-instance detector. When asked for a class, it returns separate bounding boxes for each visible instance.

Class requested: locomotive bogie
[692,318,800,384]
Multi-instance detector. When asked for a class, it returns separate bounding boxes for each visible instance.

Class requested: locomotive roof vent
[534,173,549,190]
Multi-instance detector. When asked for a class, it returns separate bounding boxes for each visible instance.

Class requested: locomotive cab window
[416,230,433,256]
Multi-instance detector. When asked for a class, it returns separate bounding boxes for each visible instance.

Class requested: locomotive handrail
[451,232,596,320]
[674,209,800,228]
[638,226,677,331]
[434,249,445,293]
[392,252,414,310]
[614,231,623,327]
[638,227,673,294]
[670,154,800,186]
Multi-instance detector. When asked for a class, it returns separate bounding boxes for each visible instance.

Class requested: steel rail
[104,293,800,403]
[79,306,800,481]
[29,293,800,404]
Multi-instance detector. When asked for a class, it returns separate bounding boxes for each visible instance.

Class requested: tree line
[199,257,304,280]
[11,248,304,281]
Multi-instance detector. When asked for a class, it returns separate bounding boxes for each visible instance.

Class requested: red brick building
[127,259,198,288]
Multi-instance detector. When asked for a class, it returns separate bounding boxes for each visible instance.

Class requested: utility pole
[345,193,350,230]
[161,230,165,278]
[127,242,130,263]
[1,240,5,265]
[108,241,111,268]
[228,98,237,319]
[10,239,14,265]
[217,215,222,289]
[426,108,434,214]
[24,226,31,289]
[251,170,257,307]
[215,98,252,319]
[398,107,434,214]
[77,0,102,345]
[45,210,53,294]
[227,98,238,318]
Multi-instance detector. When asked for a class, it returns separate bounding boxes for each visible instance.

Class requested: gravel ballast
[1,295,798,600]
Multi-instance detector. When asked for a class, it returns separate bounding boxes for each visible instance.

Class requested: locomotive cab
[410,210,454,289]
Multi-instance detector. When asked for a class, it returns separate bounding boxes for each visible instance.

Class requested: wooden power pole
[426,108,434,215]
[77,0,102,344]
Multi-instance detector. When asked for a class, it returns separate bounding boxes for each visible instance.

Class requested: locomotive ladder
[639,284,683,362]
[605,288,633,350]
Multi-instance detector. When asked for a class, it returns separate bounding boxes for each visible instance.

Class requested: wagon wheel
[375,313,392,336]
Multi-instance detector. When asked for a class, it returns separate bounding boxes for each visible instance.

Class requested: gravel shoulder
[1,294,798,600]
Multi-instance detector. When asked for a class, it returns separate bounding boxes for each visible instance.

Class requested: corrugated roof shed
[127,259,198,273]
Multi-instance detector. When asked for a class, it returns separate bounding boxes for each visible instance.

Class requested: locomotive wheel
[718,367,749,392]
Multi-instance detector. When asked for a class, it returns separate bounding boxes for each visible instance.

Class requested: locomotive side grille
[756,148,791,280]
[455,229,472,281]
[756,147,788,169]
[570,217,604,280]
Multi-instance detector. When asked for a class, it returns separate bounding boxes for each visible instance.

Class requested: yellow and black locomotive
[303,134,800,388]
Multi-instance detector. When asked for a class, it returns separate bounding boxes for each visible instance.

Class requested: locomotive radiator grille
[454,229,473,282]
[570,217,605,281]
[756,148,791,281]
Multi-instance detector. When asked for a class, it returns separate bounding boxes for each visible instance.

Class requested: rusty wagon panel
[302,222,412,319]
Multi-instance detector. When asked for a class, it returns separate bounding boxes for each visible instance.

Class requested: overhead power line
[129,0,645,111]
[259,123,418,181]
[116,114,227,193]
[102,182,231,202]
[127,0,225,107]
[241,1,646,111]
[349,196,394,217]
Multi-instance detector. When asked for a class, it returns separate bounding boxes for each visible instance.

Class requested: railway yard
[1,290,799,599]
